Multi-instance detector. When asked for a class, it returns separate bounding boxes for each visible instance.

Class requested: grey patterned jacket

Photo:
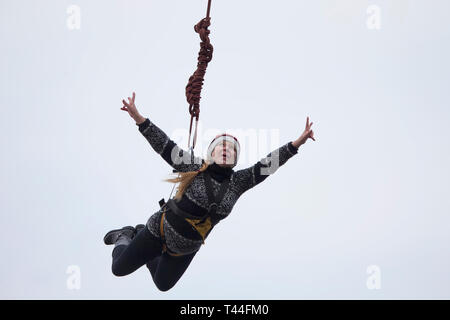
[137,118,299,255]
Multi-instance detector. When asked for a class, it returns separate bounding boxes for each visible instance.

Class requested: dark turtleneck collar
[206,162,234,182]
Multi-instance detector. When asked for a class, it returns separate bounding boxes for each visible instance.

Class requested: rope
[185,0,213,150]
[165,1,213,207]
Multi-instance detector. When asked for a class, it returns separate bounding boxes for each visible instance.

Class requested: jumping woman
[104,92,316,291]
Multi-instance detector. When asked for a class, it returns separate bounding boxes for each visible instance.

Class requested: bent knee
[154,280,175,292]
[111,264,127,277]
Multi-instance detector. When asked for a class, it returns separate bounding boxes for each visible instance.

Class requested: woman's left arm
[233,116,315,193]
[291,116,315,148]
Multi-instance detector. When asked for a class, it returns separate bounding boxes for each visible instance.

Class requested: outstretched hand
[293,116,316,148]
[121,92,145,124]
[121,92,139,117]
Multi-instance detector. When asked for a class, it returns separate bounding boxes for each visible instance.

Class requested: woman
[104,92,316,291]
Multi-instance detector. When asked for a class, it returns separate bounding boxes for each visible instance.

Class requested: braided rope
[185,0,213,149]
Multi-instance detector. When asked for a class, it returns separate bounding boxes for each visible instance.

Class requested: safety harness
[158,171,230,257]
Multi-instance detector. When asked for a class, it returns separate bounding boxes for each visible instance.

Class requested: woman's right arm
[137,117,204,172]
[121,92,204,172]
[134,114,147,126]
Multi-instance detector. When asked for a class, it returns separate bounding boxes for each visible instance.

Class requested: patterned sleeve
[137,118,204,172]
[233,141,299,194]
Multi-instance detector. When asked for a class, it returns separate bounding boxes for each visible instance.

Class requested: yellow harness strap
[184,217,211,244]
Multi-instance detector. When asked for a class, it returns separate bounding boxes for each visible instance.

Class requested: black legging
[111,225,197,292]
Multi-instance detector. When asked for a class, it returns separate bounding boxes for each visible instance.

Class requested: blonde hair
[163,160,210,200]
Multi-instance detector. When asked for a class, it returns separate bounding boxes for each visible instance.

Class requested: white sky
[1,0,449,299]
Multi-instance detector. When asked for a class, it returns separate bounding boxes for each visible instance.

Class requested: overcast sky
[1,0,449,299]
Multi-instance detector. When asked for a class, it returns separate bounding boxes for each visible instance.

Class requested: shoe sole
[103,226,135,245]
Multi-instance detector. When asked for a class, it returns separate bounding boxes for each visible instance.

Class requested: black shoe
[135,224,146,235]
[103,226,135,245]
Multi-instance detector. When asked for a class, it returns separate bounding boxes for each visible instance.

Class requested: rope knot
[185,0,214,149]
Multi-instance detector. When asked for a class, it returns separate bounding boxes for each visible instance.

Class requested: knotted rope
[185,0,213,150]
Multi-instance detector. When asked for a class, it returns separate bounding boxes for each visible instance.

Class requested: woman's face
[211,140,237,167]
